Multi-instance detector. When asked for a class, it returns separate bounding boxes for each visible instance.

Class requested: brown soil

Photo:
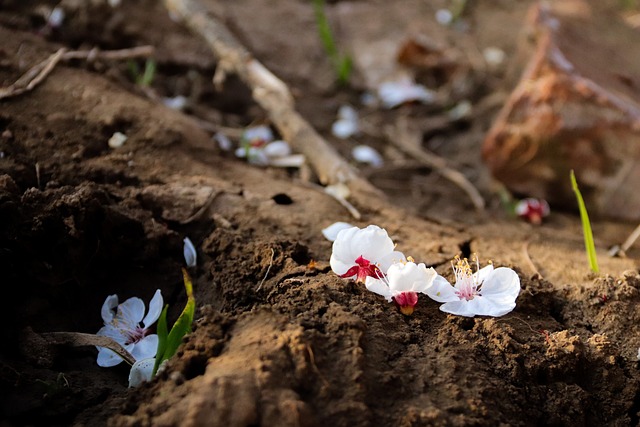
[1,1,639,426]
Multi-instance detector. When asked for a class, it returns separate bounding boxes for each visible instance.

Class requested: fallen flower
[425,255,520,317]
[330,225,405,283]
[515,198,550,225]
[96,289,163,367]
[365,260,437,315]
[322,221,354,242]
[235,126,304,167]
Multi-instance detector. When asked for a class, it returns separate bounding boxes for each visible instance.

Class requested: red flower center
[340,255,384,283]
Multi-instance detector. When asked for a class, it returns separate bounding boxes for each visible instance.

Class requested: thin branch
[257,248,275,291]
[41,331,136,365]
[162,0,379,200]
[384,116,485,210]
[0,46,155,100]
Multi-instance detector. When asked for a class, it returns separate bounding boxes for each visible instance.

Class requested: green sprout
[570,170,599,273]
[312,0,352,85]
[153,268,196,376]
[128,58,156,87]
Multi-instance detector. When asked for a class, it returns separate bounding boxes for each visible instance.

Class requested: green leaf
[570,170,599,273]
[152,305,169,376]
[154,269,196,374]
[313,0,352,84]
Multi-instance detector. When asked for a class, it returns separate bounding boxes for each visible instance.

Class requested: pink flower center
[453,256,481,301]
[125,325,149,345]
[340,255,384,283]
[393,291,418,315]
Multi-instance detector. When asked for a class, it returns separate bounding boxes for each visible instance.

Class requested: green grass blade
[313,0,351,84]
[570,170,599,273]
[152,305,169,376]
[157,269,196,369]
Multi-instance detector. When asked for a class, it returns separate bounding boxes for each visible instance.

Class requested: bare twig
[41,331,136,365]
[522,241,543,278]
[383,116,485,210]
[162,0,380,201]
[610,222,640,257]
[257,248,275,291]
[0,46,154,100]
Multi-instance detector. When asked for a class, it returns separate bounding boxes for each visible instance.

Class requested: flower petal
[474,264,494,285]
[365,277,393,301]
[424,275,459,303]
[97,324,127,344]
[322,222,354,242]
[101,294,118,323]
[439,299,480,317]
[131,334,159,361]
[377,251,406,273]
[96,347,125,367]
[183,237,197,267]
[128,358,156,388]
[480,267,520,302]
[118,297,145,325]
[142,289,163,328]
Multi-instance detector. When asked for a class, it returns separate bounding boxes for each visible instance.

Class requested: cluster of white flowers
[327,224,521,317]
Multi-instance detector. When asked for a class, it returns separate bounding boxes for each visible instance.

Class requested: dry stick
[0,46,154,100]
[621,223,640,253]
[41,332,136,365]
[384,116,485,210]
[162,0,384,214]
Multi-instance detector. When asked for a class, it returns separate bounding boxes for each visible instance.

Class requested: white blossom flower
[96,290,163,367]
[515,198,550,225]
[330,225,405,283]
[365,260,437,315]
[425,256,520,317]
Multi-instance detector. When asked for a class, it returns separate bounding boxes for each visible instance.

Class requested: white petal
[101,294,118,323]
[162,95,188,111]
[97,347,125,367]
[131,334,159,361]
[474,264,494,286]
[97,325,127,344]
[377,251,406,273]
[378,79,435,109]
[234,146,248,158]
[142,290,163,328]
[322,222,354,242]
[386,262,436,293]
[214,132,232,151]
[365,277,393,302]
[439,300,478,317]
[246,148,270,166]
[435,9,453,25]
[118,297,146,325]
[183,237,197,267]
[128,358,156,388]
[424,275,459,303]
[480,267,520,300]
[352,145,383,167]
[263,140,291,158]
[338,105,358,122]
[332,119,358,139]
[108,132,127,149]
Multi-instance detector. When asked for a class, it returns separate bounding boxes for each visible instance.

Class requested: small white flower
[183,237,197,267]
[128,358,155,388]
[352,145,383,167]
[235,126,303,167]
[365,260,437,315]
[425,256,520,317]
[322,222,354,242]
[378,78,435,109]
[330,225,405,284]
[96,290,163,367]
